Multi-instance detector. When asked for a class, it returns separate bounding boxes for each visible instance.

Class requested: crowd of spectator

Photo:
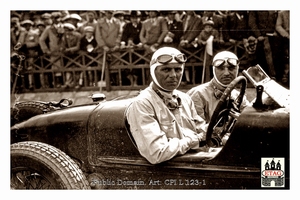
[10,10,290,92]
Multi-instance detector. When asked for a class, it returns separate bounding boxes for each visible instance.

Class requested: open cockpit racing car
[10,65,290,189]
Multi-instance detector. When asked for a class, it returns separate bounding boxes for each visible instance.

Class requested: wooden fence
[11,41,250,94]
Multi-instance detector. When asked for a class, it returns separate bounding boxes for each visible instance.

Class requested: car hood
[11,104,98,130]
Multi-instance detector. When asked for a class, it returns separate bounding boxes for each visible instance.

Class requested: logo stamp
[261,157,285,187]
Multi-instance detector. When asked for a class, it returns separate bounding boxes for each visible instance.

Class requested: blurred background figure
[139,10,168,53]
[18,19,40,90]
[193,18,220,48]
[39,11,65,88]
[121,10,142,47]
[192,18,220,83]
[113,10,129,35]
[120,10,143,86]
[79,11,98,34]
[79,26,99,87]
[222,11,248,43]
[62,12,82,33]
[248,11,278,80]
[34,20,51,89]
[275,10,289,85]
[139,10,168,84]
[179,11,203,85]
[41,12,53,27]
[179,11,202,49]
[162,11,183,48]
[60,23,81,89]
[201,11,224,46]
[95,10,122,85]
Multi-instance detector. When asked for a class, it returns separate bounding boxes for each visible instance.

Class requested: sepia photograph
[6,0,295,197]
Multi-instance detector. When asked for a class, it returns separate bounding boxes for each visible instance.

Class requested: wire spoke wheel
[11,141,90,190]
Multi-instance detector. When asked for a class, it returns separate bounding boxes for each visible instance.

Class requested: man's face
[105,12,113,19]
[52,17,61,25]
[154,63,183,91]
[85,31,93,38]
[23,24,32,31]
[87,13,95,21]
[204,25,213,32]
[214,60,238,85]
[168,13,175,20]
[149,11,158,18]
[44,18,53,25]
[37,25,45,33]
[130,16,138,23]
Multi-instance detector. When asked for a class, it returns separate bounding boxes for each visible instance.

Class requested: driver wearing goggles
[187,51,249,123]
[149,49,187,92]
[126,47,207,164]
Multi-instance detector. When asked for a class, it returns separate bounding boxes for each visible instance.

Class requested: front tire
[11,141,90,189]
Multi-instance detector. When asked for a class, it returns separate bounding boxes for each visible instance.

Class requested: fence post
[100,51,107,92]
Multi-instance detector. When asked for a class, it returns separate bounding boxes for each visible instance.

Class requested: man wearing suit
[248,11,278,80]
[61,23,82,89]
[162,11,184,48]
[78,11,98,35]
[139,11,169,84]
[201,11,224,44]
[139,11,168,54]
[95,10,122,51]
[179,11,203,48]
[39,12,65,88]
[121,10,142,47]
[120,10,143,86]
[179,11,203,84]
[95,10,122,85]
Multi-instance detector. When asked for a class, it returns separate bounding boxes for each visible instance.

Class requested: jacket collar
[151,83,182,110]
[210,78,227,99]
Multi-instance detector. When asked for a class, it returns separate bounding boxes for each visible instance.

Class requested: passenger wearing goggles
[126,47,207,164]
[187,51,249,123]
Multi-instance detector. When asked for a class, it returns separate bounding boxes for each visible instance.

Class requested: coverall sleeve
[187,89,208,123]
[126,100,198,164]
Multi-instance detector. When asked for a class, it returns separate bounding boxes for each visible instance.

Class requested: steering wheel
[206,76,247,147]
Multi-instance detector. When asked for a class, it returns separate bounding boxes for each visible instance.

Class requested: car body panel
[10,68,290,189]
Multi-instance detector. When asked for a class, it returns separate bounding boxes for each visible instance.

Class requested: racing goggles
[150,54,187,66]
[213,58,239,70]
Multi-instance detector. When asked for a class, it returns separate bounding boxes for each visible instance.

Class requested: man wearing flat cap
[62,13,82,33]
[39,11,65,88]
[41,13,53,26]
[79,11,98,35]
[61,22,82,89]
[79,25,100,87]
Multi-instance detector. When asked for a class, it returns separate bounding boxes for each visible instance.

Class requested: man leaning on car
[126,47,207,164]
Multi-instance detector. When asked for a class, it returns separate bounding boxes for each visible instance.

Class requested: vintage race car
[10,65,290,189]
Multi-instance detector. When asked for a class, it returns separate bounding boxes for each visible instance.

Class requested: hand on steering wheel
[206,76,247,147]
